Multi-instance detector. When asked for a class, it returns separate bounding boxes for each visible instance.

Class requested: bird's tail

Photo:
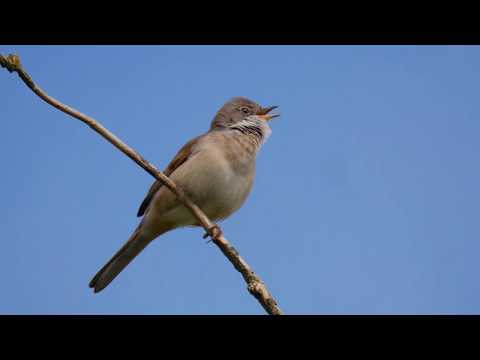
[89,224,154,293]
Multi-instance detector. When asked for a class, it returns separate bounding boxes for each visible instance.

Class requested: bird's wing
[136,134,204,217]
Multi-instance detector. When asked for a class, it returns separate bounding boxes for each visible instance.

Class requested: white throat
[230,117,272,146]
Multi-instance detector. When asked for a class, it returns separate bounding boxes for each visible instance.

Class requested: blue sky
[1,45,479,314]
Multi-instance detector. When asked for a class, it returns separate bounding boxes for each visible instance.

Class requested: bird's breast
[177,137,256,221]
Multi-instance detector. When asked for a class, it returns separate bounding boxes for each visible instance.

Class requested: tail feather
[89,227,152,293]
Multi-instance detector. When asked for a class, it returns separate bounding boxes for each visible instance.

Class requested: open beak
[256,105,280,121]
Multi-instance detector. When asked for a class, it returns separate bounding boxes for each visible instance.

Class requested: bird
[89,97,279,293]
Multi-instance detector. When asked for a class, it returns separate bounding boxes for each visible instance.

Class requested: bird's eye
[239,107,250,114]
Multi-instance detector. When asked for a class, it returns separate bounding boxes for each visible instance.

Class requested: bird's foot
[203,224,223,243]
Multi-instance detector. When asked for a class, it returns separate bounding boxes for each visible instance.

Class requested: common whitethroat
[89,97,279,293]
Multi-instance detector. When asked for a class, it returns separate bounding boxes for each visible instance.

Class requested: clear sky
[1,45,479,314]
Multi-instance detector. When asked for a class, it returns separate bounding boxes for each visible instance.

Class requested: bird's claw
[203,224,222,243]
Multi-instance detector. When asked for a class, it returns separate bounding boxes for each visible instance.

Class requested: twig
[1,53,283,315]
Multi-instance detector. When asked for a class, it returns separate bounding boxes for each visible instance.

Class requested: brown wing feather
[136,135,203,217]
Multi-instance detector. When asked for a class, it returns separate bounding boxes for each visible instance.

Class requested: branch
[1,53,283,315]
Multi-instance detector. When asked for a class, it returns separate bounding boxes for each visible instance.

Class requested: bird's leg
[203,224,223,243]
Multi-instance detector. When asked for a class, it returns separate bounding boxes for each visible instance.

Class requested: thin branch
[1,53,283,315]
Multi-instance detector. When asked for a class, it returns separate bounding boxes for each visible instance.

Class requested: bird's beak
[256,105,280,121]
